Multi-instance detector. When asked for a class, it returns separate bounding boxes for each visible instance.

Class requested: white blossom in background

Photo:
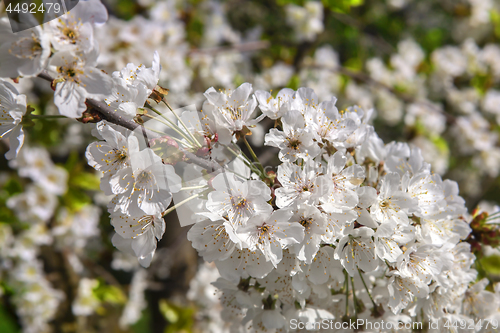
[7,184,58,223]
[0,145,69,332]
[483,89,500,124]
[119,269,148,328]
[72,278,100,316]
[285,1,324,42]
[254,62,294,91]
[432,46,467,77]
[53,205,101,250]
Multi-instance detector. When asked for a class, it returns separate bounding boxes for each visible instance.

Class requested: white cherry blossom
[114,147,182,216]
[265,110,320,162]
[187,213,237,262]
[335,227,379,276]
[289,204,329,264]
[255,88,294,120]
[49,50,113,118]
[317,151,365,213]
[234,209,304,267]
[275,159,321,208]
[204,83,263,135]
[206,172,272,226]
[370,172,417,225]
[0,80,27,160]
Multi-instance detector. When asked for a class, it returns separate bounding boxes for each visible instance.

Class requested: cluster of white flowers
[71,61,500,329]
[301,37,500,183]
[0,0,112,159]
[1,0,500,331]
[0,144,150,332]
[1,0,500,198]
[285,1,324,42]
[0,145,106,332]
[86,118,182,267]
[175,84,500,331]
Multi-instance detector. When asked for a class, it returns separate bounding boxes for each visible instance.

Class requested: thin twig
[36,71,223,174]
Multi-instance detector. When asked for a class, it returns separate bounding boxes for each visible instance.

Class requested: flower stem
[344,270,349,317]
[145,126,194,148]
[242,136,266,177]
[180,185,207,191]
[162,193,200,217]
[142,111,196,148]
[350,276,358,317]
[162,98,202,148]
[225,145,262,177]
[358,268,377,309]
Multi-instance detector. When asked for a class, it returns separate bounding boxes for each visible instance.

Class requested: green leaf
[471,74,493,96]
[276,0,306,5]
[70,172,101,191]
[115,0,140,20]
[347,0,363,6]
[61,189,91,212]
[286,74,301,91]
[132,307,151,333]
[0,206,18,225]
[159,300,195,333]
[344,58,362,72]
[0,281,15,296]
[480,255,500,275]
[2,178,23,196]
[421,28,443,53]
[430,135,449,155]
[0,307,21,333]
[64,151,80,172]
[491,10,500,38]
[159,300,179,324]
[234,73,246,88]
[92,281,126,305]
[0,304,19,333]
[322,0,364,13]
[0,179,23,224]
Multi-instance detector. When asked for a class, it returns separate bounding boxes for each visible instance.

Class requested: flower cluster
[2,0,500,202]
[1,0,500,332]
[86,119,182,267]
[177,84,499,331]
[1,146,82,332]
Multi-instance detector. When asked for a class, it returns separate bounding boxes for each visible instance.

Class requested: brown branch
[79,256,122,287]
[36,72,223,174]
